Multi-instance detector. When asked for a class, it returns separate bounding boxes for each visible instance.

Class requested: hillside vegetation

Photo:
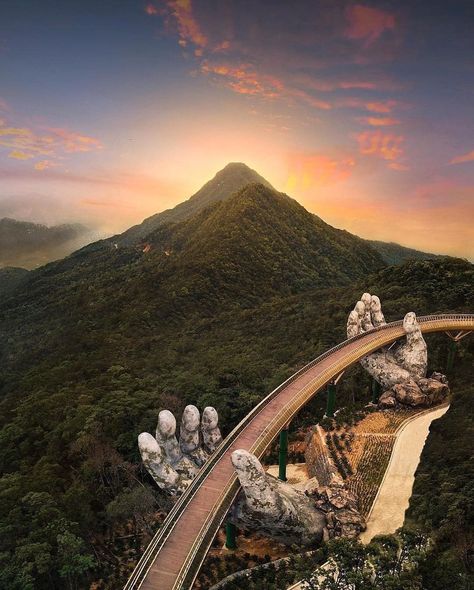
[366,239,442,266]
[117,162,273,244]
[0,168,471,589]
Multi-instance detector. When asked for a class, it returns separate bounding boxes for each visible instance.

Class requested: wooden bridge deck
[125,314,474,590]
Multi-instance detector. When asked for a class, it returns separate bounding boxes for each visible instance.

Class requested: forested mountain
[116,162,442,264]
[367,239,442,265]
[0,267,29,298]
[116,162,273,244]
[0,217,94,269]
[0,166,471,589]
[0,183,385,391]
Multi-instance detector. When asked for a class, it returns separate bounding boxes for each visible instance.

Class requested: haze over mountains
[1,163,442,274]
[0,217,95,270]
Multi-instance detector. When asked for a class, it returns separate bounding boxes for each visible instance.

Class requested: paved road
[360,404,449,543]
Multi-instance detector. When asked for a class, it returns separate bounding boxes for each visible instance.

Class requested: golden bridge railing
[124,313,474,590]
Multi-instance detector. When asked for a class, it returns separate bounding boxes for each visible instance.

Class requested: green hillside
[367,239,442,265]
[0,267,29,298]
[0,177,471,589]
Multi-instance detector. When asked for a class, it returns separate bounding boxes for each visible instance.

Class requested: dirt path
[360,404,449,543]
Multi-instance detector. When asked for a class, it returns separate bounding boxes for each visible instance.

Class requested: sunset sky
[1,0,473,258]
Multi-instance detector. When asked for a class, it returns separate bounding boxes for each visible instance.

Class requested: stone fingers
[392,312,428,380]
[138,432,187,495]
[370,295,386,327]
[231,450,326,546]
[179,405,209,467]
[201,406,223,454]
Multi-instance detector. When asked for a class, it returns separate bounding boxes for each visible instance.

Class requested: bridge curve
[125,314,474,590]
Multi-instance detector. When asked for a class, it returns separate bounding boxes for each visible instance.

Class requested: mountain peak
[118,163,274,244]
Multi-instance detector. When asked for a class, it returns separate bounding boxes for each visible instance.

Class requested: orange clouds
[365,100,398,113]
[357,130,405,167]
[201,61,334,110]
[46,128,102,153]
[345,4,396,46]
[34,160,58,171]
[201,62,283,98]
[8,150,35,160]
[359,116,400,126]
[286,152,355,192]
[144,4,158,16]
[450,149,474,165]
[163,0,207,49]
[0,116,102,168]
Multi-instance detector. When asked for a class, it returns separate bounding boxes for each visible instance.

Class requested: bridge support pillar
[446,339,457,372]
[371,379,381,404]
[278,429,288,481]
[225,522,237,550]
[326,382,336,418]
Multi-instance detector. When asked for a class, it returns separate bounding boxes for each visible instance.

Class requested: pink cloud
[450,149,474,165]
[0,116,103,167]
[34,160,59,171]
[345,4,396,47]
[201,61,284,98]
[164,0,208,49]
[364,100,399,113]
[358,116,400,127]
[357,130,405,167]
[144,3,158,16]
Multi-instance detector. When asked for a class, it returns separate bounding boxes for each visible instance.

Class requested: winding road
[360,404,449,543]
[124,314,473,590]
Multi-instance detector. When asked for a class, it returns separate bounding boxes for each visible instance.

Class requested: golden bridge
[124,313,473,590]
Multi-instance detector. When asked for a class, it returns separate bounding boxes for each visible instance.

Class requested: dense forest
[0,177,472,589]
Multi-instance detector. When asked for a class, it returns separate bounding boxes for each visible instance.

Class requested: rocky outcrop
[379,373,449,409]
[302,478,366,539]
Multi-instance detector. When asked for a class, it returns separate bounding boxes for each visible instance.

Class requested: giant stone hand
[138,406,327,546]
[138,404,221,495]
[347,293,448,406]
[229,450,326,545]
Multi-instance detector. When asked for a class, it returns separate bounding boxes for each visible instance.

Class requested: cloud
[34,160,59,171]
[357,130,405,165]
[9,150,35,160]
[358,116,400,126]
[450,149,474,165]
[155,1,402,118]
[345,4,396,47]
[144,3,158,16]
[388,161,409,171]
[364,100,399,113]
[0,117,102,166]
[201,61,332,109]
[200,61,284,98]
[45,127,102,153]
[163,0,208,48]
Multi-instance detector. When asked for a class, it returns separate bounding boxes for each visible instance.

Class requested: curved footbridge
[125,314,473,590]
